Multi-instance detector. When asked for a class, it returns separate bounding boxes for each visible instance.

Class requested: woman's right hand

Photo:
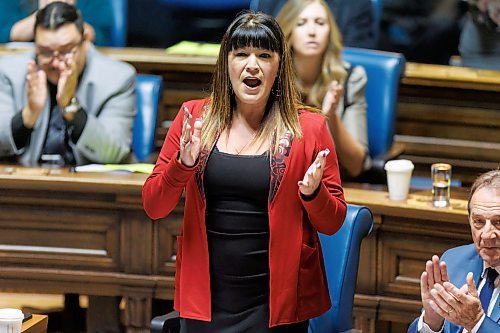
[178,106,202,167]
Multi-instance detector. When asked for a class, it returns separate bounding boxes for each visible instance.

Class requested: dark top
[180,147,308,333]
[205,147,270,314]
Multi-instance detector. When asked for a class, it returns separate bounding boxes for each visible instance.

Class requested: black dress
[180,147,308,333]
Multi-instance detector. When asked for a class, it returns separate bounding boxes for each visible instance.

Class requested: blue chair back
[109,0,128,47]
[132,74,163,162]
[158,0,250,11]
[308,205,374,333]
[342,47,405,159]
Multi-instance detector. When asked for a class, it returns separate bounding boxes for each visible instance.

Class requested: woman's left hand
[321,80,344,117]
[298,149,330,196]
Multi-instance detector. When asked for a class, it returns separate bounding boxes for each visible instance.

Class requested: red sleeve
[142,101,200,220]
[300,116,347,235]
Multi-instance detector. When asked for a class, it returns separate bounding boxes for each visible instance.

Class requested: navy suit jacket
[408,244,500,333]
[252,0,375,49]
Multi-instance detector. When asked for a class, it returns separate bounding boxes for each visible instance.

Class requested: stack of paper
[165,41,221,56]
[74,163,154,174]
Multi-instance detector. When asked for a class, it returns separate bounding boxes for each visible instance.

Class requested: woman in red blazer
[142,11,347,333]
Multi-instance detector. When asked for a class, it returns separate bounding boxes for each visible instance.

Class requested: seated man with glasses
[0,1,135,167]
[408,169,500,333]
[0,2,135,332]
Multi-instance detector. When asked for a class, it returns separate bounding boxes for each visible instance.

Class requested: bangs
[228,24,282,54]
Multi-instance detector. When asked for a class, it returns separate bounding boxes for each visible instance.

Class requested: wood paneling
[0,167,475,333]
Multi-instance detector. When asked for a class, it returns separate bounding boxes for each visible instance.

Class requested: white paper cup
[0,308,24,333]
[384,159,414,201]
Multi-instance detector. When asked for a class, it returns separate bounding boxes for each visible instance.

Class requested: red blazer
[142,99,347,327]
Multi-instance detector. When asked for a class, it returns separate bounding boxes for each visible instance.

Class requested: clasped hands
[178,106,330,196]
[23,53,79,128]
[421,255,484,332]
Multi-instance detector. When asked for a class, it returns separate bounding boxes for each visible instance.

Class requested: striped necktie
[479,268,499,312]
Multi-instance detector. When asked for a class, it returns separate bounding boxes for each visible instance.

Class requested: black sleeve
[10,112,32,149]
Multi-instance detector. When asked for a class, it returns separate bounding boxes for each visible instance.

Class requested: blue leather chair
[308,204,373,333]
[150,204,373,333]
[109,0,128,47]
[342,47,406,183]
[132,74,163,162]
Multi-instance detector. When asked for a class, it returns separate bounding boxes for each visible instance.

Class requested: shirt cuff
[417,311,444,333]
[469,313,485,333]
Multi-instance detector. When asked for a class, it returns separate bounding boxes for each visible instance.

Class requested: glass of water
[431,163,452,207]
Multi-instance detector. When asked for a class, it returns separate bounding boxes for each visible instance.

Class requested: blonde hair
[201,11,303,152]
[276,0,347,107]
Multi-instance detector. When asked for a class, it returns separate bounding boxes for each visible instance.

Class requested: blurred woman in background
[277,0,369,178]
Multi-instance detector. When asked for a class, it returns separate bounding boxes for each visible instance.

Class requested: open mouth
[243,77,262,88]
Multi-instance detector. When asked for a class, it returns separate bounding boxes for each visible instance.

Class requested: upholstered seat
[132,74,163,162]
[342,47,406,183]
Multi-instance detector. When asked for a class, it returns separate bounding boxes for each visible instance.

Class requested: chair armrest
[150,311,180,333]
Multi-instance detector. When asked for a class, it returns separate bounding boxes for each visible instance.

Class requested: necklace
[229,131,257,155]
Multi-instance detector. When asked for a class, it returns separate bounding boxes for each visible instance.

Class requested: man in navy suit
[408,169,500,332]
[252,0,376,49]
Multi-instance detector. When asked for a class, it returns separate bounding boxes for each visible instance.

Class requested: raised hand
[23,60,47,128]
[298,149,330,197]
[321,80,344,117]
[420,255,449,330]
[428,272,484,332]
[178,106,202,167]
[56,52,78,111]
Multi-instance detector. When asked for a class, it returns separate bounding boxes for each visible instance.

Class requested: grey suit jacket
[0,44,136,166]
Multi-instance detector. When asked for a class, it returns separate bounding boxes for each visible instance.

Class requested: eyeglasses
[36,42,82,65]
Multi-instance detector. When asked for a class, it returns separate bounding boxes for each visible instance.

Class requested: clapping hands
[23,60,47,128]
[420,255,484,332]
[321,80,344,117]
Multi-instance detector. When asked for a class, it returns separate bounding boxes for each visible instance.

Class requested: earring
[272,81,281,98]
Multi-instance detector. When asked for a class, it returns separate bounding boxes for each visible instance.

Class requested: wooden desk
[0,166,168,333]
[99,47,500,184]
[1,45,499,183]
[22,314,48,333]
[343,186,471,332]
[0,166,472,333]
